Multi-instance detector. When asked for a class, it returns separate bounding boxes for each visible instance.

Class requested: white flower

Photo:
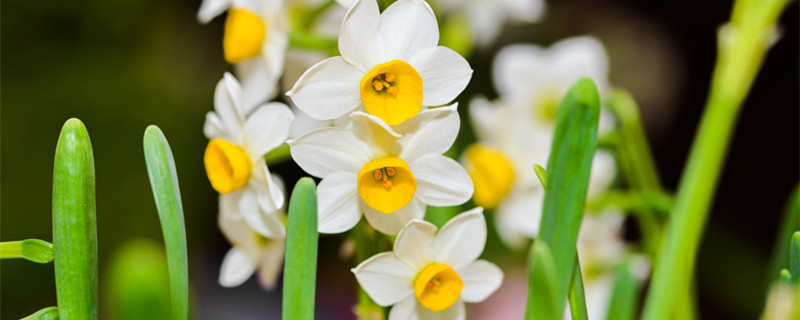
[352,208,503,320]
[436,0,546,47]
[288,105,473,235]
[218,174,287,289]
[203,72,294,238]
[287,0,472,126]
[197,0,288,112]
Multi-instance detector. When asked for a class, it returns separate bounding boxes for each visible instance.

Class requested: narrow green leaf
[143,125,189,320]
[568,257,588,320]
[529,77,600,318]
[533,164,547,191]
[606,261,641,320]
[106,239,171,320]
[20,307,59,320]
[766,186,799,287]
[52,118,98,320]
[283,177,319,320]
[791,232,800,286]
[0,239,54,263]
[265,143,291,166]
[525,240,559,320]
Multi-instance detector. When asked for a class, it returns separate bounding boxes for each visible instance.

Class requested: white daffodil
[289,105,473,235]
[203,72,294,239]
[198,0,288,112]
[435,0,546,47]
[353,208,503,320]
[287,0,472,126]
[218,174,287,289]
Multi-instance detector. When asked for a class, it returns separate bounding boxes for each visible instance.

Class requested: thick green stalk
[642,0,791,318]
[0,239,54,263]
[282,178,319,320]
[143,126,189,320]
[52,118,98,320]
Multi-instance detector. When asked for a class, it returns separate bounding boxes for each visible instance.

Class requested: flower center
[360,60,423,126]
[204,138,252,194]
[357,157,416,214]
[414,263,463,312]
[532,90,560,123]
[463,144,514,209]
[223,8,267,64]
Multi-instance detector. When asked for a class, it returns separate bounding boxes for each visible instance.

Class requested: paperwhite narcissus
[203,72,294,239]
[197,0,288,112]
[352,208,503,320]
[218,174,287,289]
[288,105,473,235]
[435,0,546,47]
[287,0,472,126]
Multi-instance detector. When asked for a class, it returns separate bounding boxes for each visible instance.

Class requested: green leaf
[791,232,800,286]
[425,205,459,229]
[283,177,319,320]
[52,118,98,320]
[766,186,799,287]
[779,269,792,285]
[265,143,292,166]
[527,77,600,319]
[0,239,54,263]
[568,257,588,320]
[533,164,547,191]
[606,261,641,320]
[143,125,189,320]
[20,307,59,320]
[106,239,171,320]
[525,240,559,320]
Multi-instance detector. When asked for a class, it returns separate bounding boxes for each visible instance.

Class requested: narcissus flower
[289,105,473,235]
[352,208,503,319]
[218,174,286,289]
[198,0,288,112]
[287,0,472,126]
[203,72,294,238]
[436,0,546,47]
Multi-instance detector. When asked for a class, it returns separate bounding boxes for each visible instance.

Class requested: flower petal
[495,189,544,248]
[352,252,416,306]
[219,247,256,287]
[379,0,438,61]
[408,46,472,106]
[317,172,362,234]
[238,185,285,239]
[350,112,402,159]
[244,102,294,159]
[235,58,277,114]
[286,56,364,121]
[396,105,459,161]
[338,0,384,71]
[457,260,504,303]
[257,239,286,290]
[289,127,370,177]
[410,154,473,207]
[204,111,229,140]
[214,73,246,140]
[393,219,436,269]
[362,197,425,235]
[252,162,285,215]
[197,0,231,24]
[433,208,486,268]
[388,295,420,320]
[492,43,548,100]
[415,299,465,320]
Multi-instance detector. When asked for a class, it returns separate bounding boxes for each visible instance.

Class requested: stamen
[386,87,398,96]
[385,167,396,177]
[373,169,383,180]
[384,73,396,83]
[372,80,384,91]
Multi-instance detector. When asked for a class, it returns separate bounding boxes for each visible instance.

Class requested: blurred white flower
[353,208,503,320]
[287,0,472,126]
[197,0,288,112]
[203,72,294,239]
[436,0,546,47]
[289,105,473,235]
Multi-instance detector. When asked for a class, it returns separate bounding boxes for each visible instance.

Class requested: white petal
[395,105,459,161]
[433,208,486,268]
[457,260,504,303]
[289,127,370,178]
[588,150,616,198]
[286,56,364,121]
[257,239,286,290]
[393,220,436,269]
[218,195,251,245]
[388,295,420,320]
[495,189,543,248]
[416,299,466,320]
[465,4,505,47]
[238,185,285,239]
[549,36,609,96]
[204,111,229,140]
[410,154,473,207]
[214,73,246,139]
[379,0,438,61]
[243,102,294,159]
[352,252,416,306]
[197,0,231,23]
[289,104,334,139]
[363,198,426,235]
[492,43,548,101]
[235,57,276,114]
[408,46,472,106]
[317,172,362,234]
[338,0,384,71]
[503,0,546,22]
[219,248,256,287]
[282,49,328,93]
[349,112,402,159]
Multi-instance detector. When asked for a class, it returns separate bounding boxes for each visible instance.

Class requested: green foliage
[52,118,98,320]
[0,239,54,264]
[20,307,59,320]
[533,164,547,191]
[282,178,319,320]
[766,186,800,287]
[143,125,189,320]
[791,232,800,286]
[568,258,588,320]
[106,239,171,320]
[525,240,559,320]
[607,261,642,320]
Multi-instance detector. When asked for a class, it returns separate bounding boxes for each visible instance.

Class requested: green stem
[642,0,790,318]
[0,239,54,263]
[265,143,291,166]
[568,257,588,320]
[289,32,338,55]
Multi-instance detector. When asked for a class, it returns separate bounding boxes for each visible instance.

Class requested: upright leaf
[143,125,189,320]
[606,261,642,320]
[52,118,98,320]
[791,232,800,286]
[282,177,319,320]
[525,240,559,320]
[568,257,589,320]
[106,239,171,320]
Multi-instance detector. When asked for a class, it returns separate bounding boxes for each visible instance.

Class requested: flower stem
[289,31,338,55]
[0,239,54,263]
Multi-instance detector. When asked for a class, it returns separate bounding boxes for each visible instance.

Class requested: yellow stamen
[463,144,514,209]
[360,60,423,126]
[223,9,267,64]
[414,263,463,312]
[204,138,252,193]
[357,157,416,213]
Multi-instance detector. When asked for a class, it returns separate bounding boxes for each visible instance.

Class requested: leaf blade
[282,177,319,320]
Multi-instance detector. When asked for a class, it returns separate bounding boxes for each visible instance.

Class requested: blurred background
[1,0,797,319]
